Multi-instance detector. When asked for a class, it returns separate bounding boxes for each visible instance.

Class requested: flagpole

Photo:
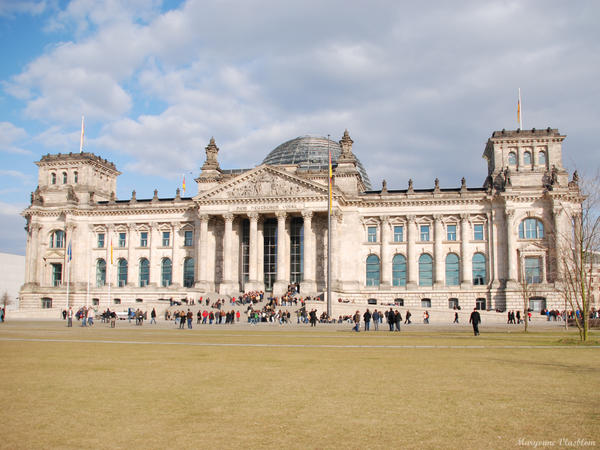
[66,253,70,309]
[107,237,112,308]
[327,135,332,317]
[80,115,85,153]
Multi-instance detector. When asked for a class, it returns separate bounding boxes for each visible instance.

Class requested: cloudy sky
[1,0,599,255]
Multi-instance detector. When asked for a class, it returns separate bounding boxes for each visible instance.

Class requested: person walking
[469,308,481,336]
[453,312,459,324]
[404,310,411,324]
[150,308,157,324]
[394,310,402,331]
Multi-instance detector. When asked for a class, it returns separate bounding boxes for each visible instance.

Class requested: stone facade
[19,128,585,315]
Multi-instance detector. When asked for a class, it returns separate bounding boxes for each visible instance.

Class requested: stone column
[195,215,209,291]
[219,213,236,294]
[257,218,264,284]
[273,211,288,295]
[301,210,316,293]
[406,215,417,287]
[330,212,342,289]
[244,212,260,291]
[148,223,158,287]
[460,214,472,286]
[506,209,517,282]
[380,216,391,288]
[171,222,182,288]
[553,207,563,282]
[434,214,444,287]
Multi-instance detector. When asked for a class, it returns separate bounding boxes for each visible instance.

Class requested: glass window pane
[366,255,380,286]
[447,225,456,241]
[140,232,148,247]
[474,224,484,240]
[367,226,377,242]
[183,258,194,287]
[420,225,430,241]
[161,258,172,287]
[472,253,486,285]
[184,230,193,247]
[139,258,149,287]
[419,254,433,286]
[393,226,404,242]
[162,232,170,247]
[392,254,406,286]
[445,253,460,286]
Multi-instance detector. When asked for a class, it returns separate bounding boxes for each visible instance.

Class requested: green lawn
[0,322,598,449]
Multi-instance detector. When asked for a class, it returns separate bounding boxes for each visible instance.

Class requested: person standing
[394,310,402,331]
[67,306,73,327]
[353,310,361,332]
[469,308,481,336]
[387,308,395,331]
[372,309,380,331]
[151,308,157,324]
[363,309,372,331]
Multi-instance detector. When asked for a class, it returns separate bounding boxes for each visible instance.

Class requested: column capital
[407,214,416,223]
[380,215,390,224]
[433,214,442,222]
[301,210,313,221]
[198,213,209,223]
[248,211,259,221]
[460,213,470,222]
[275,210,287,220]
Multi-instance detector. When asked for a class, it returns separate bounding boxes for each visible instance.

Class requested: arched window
[419,254,433,286]
[519,218,544,239]
[117,258,128,287]
[392,254,407,287]
[445,253,460,286]
[51,173,57,185]
[183,258,194,288]
[139,258,149,287]
[523,151,531,166]
[508,152,517,165]
[96,259,106,287]
[538,151,546,166]
[366,254,380,287]
[49,230,65,248]
[74,171,78,183]
[161,258,172,287]
[62,172,68,184]
[472,253,487,285]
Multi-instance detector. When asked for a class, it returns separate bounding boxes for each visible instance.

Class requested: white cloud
[0,122,30,154]
[0,0,47,17]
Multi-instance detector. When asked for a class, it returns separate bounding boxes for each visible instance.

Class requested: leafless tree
[555,172,600,341]
[1,291,11,308]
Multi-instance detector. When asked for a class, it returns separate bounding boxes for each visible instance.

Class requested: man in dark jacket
[469,308,481,336]
[387,308,395,331]
[394,310,402,331]
[363,309,372,331]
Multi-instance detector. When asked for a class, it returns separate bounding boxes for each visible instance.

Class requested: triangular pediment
[195,165,329,201]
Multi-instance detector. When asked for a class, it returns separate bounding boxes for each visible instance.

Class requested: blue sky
[1,0,599,255]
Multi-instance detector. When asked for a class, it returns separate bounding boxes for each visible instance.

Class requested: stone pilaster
[301,210,317,293]
[460,214,472,286]
[406,215,417,287]
[380,216,391,288]
[434,214,444,287]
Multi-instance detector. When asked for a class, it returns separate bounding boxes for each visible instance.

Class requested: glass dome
[262,136,372,189]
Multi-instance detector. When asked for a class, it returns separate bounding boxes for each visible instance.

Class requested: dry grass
[0,322,598,449]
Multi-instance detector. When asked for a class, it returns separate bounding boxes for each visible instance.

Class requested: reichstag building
[20,128,581,315]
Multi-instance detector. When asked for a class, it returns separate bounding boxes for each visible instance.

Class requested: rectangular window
[97,233,105,248]
[162,231,170,247]
[367,226,377,242]
[447,225,457,241]
[524,257,542,284]
[51,263,62,287]
[118,232,126,247]
[140,232,148,247]
[41,298,52,309]
[420,225,430,241]
[393,226,404,242]
[184,230,193,247]
[474,224,484,241]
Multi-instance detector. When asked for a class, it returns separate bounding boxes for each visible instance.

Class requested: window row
[50,171,78,185]
[95,257,195,288]
[367,224,485,243]
[95,230,193,248]
[366,253,488,287]
[507,149,546,167]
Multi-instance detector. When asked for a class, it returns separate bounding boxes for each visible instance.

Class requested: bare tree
[555,172,600,341]
[1,291,11,308]
[518,262,538,333]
